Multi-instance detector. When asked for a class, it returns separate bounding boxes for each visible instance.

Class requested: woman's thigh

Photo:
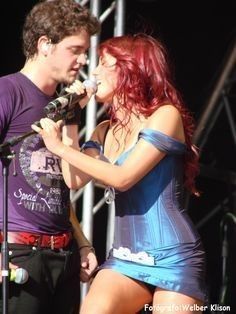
[152,288,204,314]
[80,269,153,314]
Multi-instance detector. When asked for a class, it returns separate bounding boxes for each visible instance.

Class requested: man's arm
[69,205,98,282]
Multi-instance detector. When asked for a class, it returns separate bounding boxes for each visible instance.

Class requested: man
[0,0,100,313]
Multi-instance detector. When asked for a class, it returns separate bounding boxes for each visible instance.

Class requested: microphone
[10,268,29,284]
[44,79,97,114]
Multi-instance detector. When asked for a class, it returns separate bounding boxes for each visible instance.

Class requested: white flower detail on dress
[113,246,155,266]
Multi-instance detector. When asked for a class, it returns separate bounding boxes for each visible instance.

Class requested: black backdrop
[1,0,236,312]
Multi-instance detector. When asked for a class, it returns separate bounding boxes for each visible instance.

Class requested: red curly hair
[98,34,199,196]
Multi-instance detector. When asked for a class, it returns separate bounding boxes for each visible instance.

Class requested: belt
[0,231,73,250]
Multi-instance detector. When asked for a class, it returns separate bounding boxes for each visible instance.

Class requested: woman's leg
[80,269,153,314]
[152,288,204,314]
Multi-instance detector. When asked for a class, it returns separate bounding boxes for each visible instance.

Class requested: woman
[32,34,207,313]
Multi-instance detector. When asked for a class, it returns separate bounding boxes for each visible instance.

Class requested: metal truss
[183,39,236,219]
[194,40,236,151]
[193,39,236,222]
[71,0,125,300]
[192,38,236,307]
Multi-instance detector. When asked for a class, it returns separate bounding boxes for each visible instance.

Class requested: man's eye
[68,47,85,55]
[70,48,80,54]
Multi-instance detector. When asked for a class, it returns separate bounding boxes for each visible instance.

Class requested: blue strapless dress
[82,129,207,302]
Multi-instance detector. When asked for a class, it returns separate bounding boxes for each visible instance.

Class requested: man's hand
[79,246,98,283]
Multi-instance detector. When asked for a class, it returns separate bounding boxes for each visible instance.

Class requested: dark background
[1,0,236,312]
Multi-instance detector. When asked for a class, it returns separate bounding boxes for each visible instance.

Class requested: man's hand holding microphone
[31,79,97,156]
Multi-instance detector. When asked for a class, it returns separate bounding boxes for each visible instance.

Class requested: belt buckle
[50,235,55,250]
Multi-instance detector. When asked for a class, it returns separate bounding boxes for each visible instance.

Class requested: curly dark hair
[22,0,100,59]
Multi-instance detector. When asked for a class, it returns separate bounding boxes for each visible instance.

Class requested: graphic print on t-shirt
[13,134,68,215]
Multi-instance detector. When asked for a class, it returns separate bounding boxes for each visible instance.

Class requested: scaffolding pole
[79,0,125,301]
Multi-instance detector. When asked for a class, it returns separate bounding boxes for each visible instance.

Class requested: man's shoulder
[0,73,24,117]
[0,72,19,81]
[0,72,21,91]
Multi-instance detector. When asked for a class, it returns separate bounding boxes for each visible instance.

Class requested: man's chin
[66,72,79,84]
[64,77,76,85]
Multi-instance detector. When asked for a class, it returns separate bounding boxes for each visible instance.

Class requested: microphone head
[83,79,97,93]
[11,268,29,284]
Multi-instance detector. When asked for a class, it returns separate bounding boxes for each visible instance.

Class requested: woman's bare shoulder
[146,104,185,141]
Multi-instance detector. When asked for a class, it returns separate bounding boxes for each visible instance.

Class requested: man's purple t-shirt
[0,72,72,234]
